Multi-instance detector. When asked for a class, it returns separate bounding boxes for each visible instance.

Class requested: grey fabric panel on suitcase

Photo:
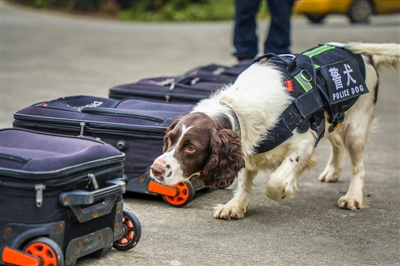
[12,96,195,189]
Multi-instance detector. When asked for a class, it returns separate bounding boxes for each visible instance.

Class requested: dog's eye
[185,144,196,153]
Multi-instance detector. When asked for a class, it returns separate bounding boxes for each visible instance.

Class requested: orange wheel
[24,237,64,266]
[113,211,141,251]
[162,180,195,207]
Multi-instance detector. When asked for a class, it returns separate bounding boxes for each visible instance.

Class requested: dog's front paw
[319,166,341,182]
[213,204,245,220]
[338,195,366,210]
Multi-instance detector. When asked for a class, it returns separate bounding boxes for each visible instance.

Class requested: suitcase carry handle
[182,65,242,84]
[59,178,125,223]
[169,81,220,92]
[181,72,235,84]
[80,107,165,123]
[175,76,222,87]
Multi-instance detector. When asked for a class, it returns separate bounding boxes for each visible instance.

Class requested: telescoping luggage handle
[59,176,126,223]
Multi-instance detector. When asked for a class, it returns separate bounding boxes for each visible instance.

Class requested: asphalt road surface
[1,1,399,265]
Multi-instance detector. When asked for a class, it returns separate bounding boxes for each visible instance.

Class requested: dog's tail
[345,42,400,69]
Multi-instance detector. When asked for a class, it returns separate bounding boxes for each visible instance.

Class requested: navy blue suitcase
[108,62,251,103]
[13,96,203,207]
[0,128,141,266]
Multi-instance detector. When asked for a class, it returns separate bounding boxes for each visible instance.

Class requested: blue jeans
[233,0,295,59]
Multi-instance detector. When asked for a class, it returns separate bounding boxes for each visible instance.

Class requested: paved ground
[1,1,399,265]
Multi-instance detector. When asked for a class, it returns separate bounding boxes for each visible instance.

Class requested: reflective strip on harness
[293,71,313,93]
[303,44,336,58]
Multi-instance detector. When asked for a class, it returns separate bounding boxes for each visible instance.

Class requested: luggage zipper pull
[87,173,99,190]
[165,95,170,103]
[190,77,200,85]
[169,82,175,90]
[79,122,86,137]
[35,184,46,208]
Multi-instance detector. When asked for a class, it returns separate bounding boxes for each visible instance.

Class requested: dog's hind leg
[319,130,344,182]
[338,135,367,209]
[213,168,257,219]
[338,110,374,210]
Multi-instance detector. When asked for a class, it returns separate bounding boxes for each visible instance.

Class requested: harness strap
[294,85,325,119]
[253,87,324,153]
[220,102,241,136]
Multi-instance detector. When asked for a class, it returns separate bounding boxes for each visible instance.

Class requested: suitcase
[0,128,141,266]
[108,62,251,103]
[13,96,204,207]
[183,62,251,83]
[108,75,224,103]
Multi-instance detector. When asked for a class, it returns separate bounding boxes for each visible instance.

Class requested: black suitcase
[183,62,251,83]
[108,75,224,103]
[0,128,141,266]
[108,62,251,103]
[12,96,203,207]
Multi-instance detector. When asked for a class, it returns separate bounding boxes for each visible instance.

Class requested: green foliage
[34,0,57,8]
[119,1,237,22]
[15,0,270,21]
[72,0,101,11]
[15,0,101,11]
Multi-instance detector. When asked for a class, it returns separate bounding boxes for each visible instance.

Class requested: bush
[13,0,270,21]
[119,1,236,22]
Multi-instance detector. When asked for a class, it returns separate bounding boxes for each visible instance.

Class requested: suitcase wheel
[162,180,195,207]
[113,211,141,251]
[23,237,64,266]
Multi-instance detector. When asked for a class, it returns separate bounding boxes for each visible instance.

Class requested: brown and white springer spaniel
[150,42,399,219]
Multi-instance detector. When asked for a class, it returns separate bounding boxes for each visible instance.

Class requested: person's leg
[233,0,261,60]
[264,0,295,54]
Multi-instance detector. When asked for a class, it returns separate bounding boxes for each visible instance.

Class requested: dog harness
[253,43,368,153]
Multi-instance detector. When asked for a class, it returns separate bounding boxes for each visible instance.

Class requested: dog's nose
[151,163,165,177]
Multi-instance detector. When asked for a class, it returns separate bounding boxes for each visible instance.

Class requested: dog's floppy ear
[163,116,181,152]
[199,129,245,188]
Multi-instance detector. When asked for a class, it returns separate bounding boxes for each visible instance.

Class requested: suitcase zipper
[35,184,46,207]
[108,89,204,102]
[87,173,99,190]
[1,164,124,207]
[13,114,167,136]
[0,155,125,180]
[0,153,30,164]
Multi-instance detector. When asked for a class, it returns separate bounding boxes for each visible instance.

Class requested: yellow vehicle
[294,0,400,23]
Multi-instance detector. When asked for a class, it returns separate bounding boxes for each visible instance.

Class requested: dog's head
[150,112,245,188]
